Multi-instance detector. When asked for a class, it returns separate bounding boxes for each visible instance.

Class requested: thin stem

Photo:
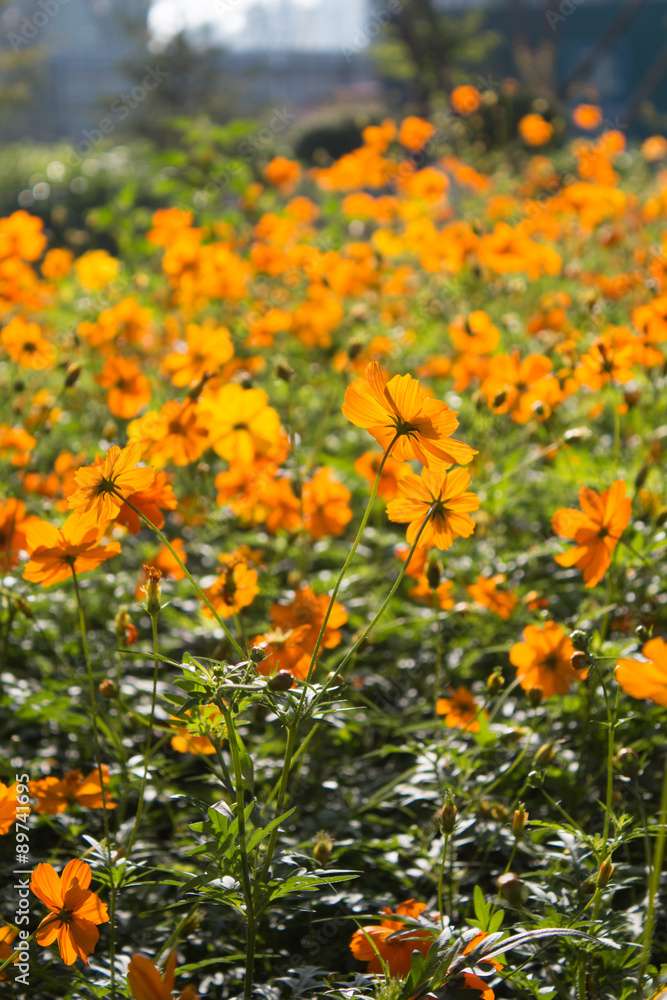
[122,500,245,661]
[305,432,401,683]
[433,587,443,726]
[125,612,161,860]
[216,700,256,1000]
[438,834,449,922]
[71,570,115,1000]
[638,751,667,993]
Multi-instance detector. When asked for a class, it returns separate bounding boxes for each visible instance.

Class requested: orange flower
[641,135,667,162]
[387,468,480,550]
[616,637,667,708]
[1,316,55,369]
[354,450,410,500]
[200,384,285,465]
[263,156,302,190]
[350,899,434,975]
[202,552,259,619]
[128,950,198,1000]
[116,471,178,534]
[170,704,225,755]
[252,625,310,679]
[0,497,38,569]
[467,575,518,619]
[518,114,553,146]
[162,323,234,387]
[0,210,47,261]
[552,481,631,588]
[41,248,73,280]
[407,575,454,611]
[436,686,486,732]
[399,117,436,152]
[31,859,109,965]
[0,925,18,979]
[510,622,585,697]
[128,399,209,468]
[343,360,476,468]
[29,767,115,815]
[575,335,635,389]
[302,467,353,539]
[68,442,155,528]
[451,85,482,116]
[23,516,121,587]
[0,782,18,834]
[95,357,151,418]
[572,104,603,130]
[74,249,119,290]
[270,585,347,658]
[449,311,499,355]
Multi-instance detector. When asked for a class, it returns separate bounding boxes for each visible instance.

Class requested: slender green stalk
[122,500,245,660]
[438,834,449,922]
[305,431,401,683]
[71,569,116,1000]
[433,586,443,726]
[125,613,161,860]
[638,753,667,993]
[216,701,256,1000]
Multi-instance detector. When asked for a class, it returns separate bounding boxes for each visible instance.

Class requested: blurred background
[1,0,666,227]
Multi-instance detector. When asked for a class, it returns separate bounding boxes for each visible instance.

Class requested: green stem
[216,701,256,1000]
[433,587,443,726]
[125,612,161,860]
[122,500,245,661]
[438,834,449,922]
[638,752,667,993]
[71,570,115,1000]
[305,432,401,683]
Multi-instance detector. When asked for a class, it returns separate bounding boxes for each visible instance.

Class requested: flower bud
[534,741,555,767]
[635,624,651,642]
[496,872,525,908]
[249,644,267,663]
[597,857,614,888]
[570,650,589,671]
[487,669,505,695]
[313,831,333,867]
[99,678,117,698]
[268,670,293,692]
[491,803,509,821]
[15,597,32,619]
[102,420,118,440]
[274,359,295,382]
[426,557,442,590]
[114,605,131,639]
[326,671,345,689]
[581,877,597,895]
[493,391,507,408]
[64,362,81,387]
[569,629,589,651]
[634,463,649,489]
[142,565,162,617]
[512,803,528,839]
[436,790,457,834]
[347,338,363,360]
[614,747,640,776]
[527,684,544,707]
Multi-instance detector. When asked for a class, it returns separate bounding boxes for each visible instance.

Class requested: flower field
[2,109,667,1000]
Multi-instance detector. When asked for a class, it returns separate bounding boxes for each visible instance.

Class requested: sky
[148,0,325,47]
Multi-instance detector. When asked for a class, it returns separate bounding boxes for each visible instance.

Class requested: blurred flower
[451,86,482,116]
[518,114,553,146]
[467,574,518,618]
[510,622,585,697]
[29,767,115,815]
[350,899,434,975]
[572,104,603,130]
[616,637,667,707]
[128,950,198,1000]
[437,686,486,731]
[23,516,121,587]
[302,466,352,539]
[552,481,631,587]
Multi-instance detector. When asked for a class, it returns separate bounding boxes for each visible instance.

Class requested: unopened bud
[487,669,505,695]
[570,650,589,671]
[569,629,589,651]
[65,362,81,387]
[143,565,162,617]
[534,741,555,767]
[274,359,295,382]
[426,558,442,590]
[347,338,363,360]
[512,803,528,839]
[614,747,640,776]
[491,803,509,821]
[114,605,131,639]
[313,831,333,867]
[634,463,649,489]
[249,644,267,663]
[527,685,544,707]
[268,670,293,692]
[99,678,117,698]
[597,857,614,888]
[493,391,507,408]
[635,624,651,642]
[581,877,597,895]
[326,671,345,689]
[15,597,32,619]
[102,420,118,440]
[436,790,457,834]
[497,872,525,908]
